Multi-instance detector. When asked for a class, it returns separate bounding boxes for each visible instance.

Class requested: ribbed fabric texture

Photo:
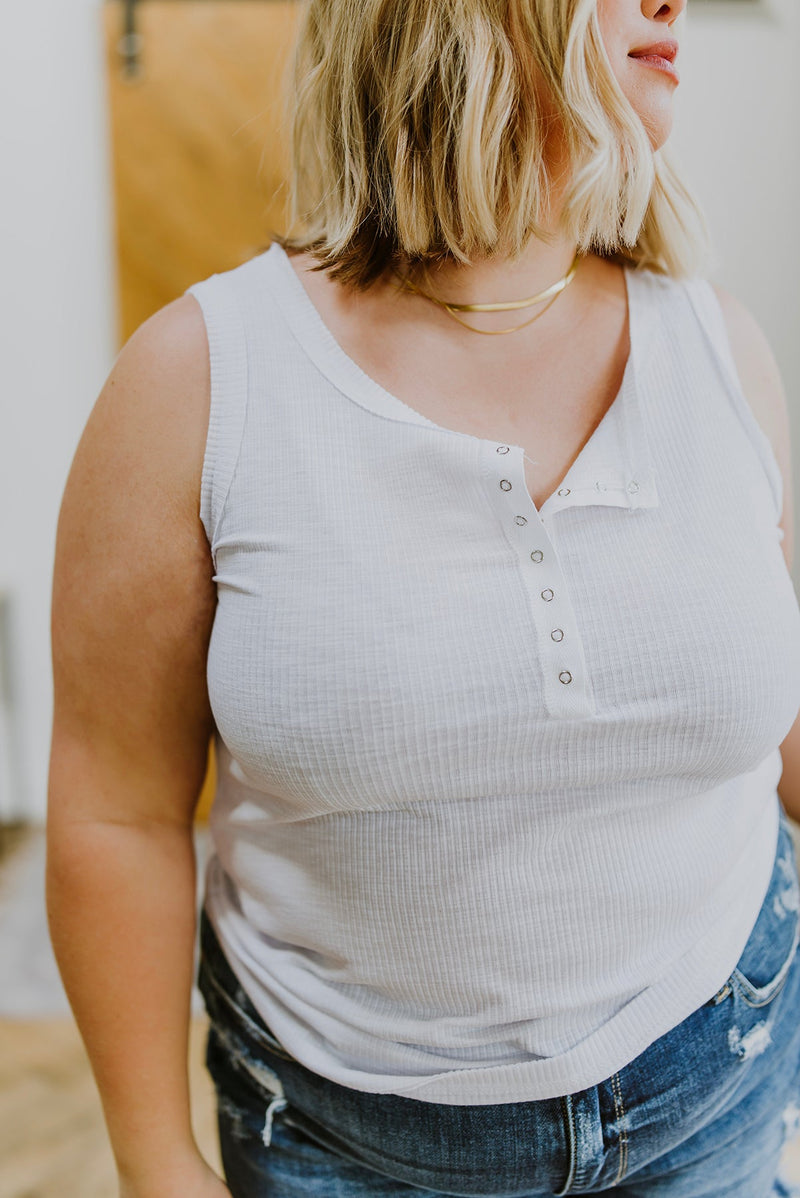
[185,243,800,1104]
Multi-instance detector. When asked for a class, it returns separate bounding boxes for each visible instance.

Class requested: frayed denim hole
[206,1018,290,1121]
[261,1095,289,1147]
[215,1090,251,1144]
[782,1101,800,1146]
[200,960,295,1061]
[727,1019,774,1062]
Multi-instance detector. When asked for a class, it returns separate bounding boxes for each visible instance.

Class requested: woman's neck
[398,236,580,312]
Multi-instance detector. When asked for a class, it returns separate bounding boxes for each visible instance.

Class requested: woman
[46,0,800,1194]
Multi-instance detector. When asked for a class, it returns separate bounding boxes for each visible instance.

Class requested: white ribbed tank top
[186,243,800,1104]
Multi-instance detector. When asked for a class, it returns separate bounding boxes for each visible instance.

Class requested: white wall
[1,0,798,822]
[1,2,117,821]
[672,0,800,426]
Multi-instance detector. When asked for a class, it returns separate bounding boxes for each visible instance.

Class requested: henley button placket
[491,442,592,714]
[476,274,655,715]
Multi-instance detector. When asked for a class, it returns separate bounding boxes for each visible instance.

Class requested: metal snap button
[530,550,544,563]
[496,445,510,454]
[559,671,573,685]
[514,516,528,526]
[627,480,640,494]
[551,628,564,642]
[541,589,554,602]
[557,487,571,497]
[500,479,512,491]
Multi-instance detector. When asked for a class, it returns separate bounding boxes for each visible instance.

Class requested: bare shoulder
[713,284,793,572]
[55,290,213,583]
[98,293,211,504]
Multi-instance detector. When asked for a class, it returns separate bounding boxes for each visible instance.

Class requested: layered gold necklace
[391,251,581,335]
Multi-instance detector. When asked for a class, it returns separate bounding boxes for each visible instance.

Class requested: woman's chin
[639,110,674,153]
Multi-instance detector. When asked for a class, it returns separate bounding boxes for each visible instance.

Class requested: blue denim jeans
[197,807,800,1197]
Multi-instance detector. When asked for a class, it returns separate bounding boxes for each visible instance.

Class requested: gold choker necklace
[392,252,581,335]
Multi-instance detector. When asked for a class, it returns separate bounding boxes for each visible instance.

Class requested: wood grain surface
[104,0,299,343]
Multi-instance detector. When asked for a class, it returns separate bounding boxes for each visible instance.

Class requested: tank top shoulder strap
[184,269,250,565]
[680,273,784,525]
[680,275,745,392]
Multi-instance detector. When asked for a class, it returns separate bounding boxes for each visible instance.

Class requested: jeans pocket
[729,817,800,1009]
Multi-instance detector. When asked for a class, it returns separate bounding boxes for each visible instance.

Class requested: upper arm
[713,284,794,575]
[48,293,216,828]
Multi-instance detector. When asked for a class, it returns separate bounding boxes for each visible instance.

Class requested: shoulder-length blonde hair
[271,0,709,289]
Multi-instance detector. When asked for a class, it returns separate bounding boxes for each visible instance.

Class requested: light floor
[1,827,799,1197]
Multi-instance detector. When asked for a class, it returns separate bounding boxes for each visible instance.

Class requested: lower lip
[629,54,680,82]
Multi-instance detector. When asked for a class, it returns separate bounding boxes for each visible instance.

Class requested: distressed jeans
[197,806,800,1197]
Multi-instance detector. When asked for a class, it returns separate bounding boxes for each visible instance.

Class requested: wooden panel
[104,0,299,342]
[103,2,301,820]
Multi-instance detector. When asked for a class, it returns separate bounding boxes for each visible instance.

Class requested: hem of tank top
[215,925,774,1105]
[199,801,779,1102]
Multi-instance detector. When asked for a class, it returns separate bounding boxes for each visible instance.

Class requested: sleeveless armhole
[184,273,249,568]
[682,276,784,527]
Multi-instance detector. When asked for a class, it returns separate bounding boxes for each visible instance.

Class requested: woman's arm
[715,285,800,824]
[46,295,230,1196]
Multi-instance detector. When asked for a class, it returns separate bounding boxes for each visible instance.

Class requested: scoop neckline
[263,240,639,461]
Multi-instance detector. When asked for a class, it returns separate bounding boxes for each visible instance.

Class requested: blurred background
[1,0,799,1193]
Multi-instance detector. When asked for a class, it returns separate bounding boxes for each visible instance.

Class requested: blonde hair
[271,0,710,289]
